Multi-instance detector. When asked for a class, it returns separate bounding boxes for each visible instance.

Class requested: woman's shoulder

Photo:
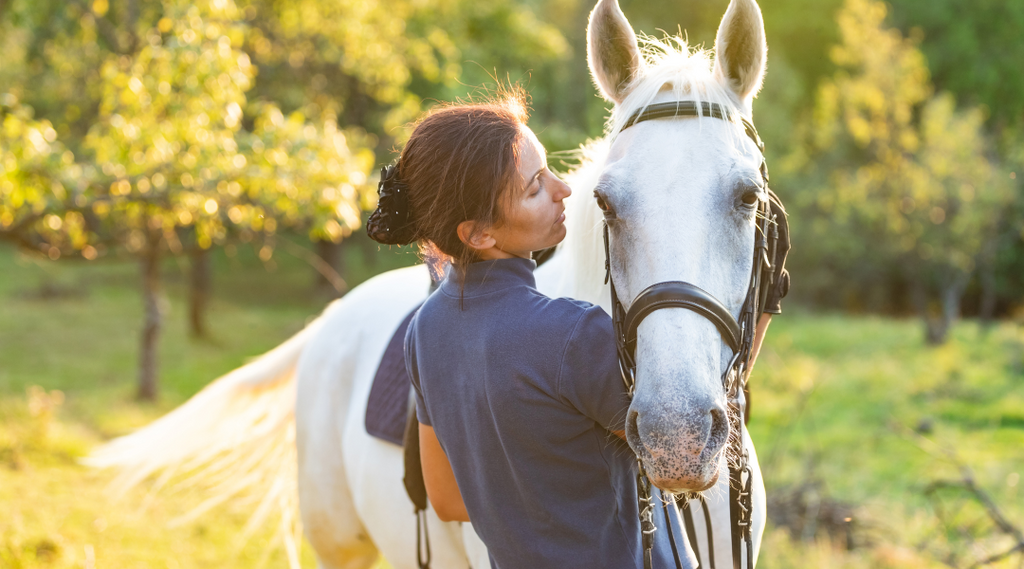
[532,290,594,313]
[521,287,588,318]
[525,291,612,339]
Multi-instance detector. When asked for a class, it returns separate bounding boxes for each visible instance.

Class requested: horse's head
[587,0,768,493]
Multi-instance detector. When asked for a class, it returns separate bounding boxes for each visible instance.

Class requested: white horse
[87,0,769,567]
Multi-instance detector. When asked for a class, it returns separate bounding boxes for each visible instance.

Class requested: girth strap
[624,281,743,357]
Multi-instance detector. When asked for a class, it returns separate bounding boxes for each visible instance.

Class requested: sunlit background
[1,0,1022,567]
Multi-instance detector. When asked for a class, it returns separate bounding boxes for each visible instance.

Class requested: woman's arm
[745,313,772,377]
[419,423,470,522]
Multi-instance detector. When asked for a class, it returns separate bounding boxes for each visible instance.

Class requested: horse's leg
[462,523,490,569]
[344,427,470,569]
[297,266,436,569]
[339,315,470,569]
[297,297,382,569]
[683,431,766,568]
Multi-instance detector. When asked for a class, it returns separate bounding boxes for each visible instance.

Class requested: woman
[367,89,775,568]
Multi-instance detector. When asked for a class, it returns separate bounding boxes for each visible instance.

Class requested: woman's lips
[556,211,565,224]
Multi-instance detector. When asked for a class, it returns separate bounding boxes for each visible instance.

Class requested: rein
[605,100,781,569]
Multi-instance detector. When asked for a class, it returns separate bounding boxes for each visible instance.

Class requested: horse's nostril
[627,409,639,435]
[708,405,729,450]
[626,409,641,448]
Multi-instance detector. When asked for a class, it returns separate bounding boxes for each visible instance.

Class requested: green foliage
[0,95,88,257]
[81,0,375,256]
[234,0,571,152]
[1,0,574,256]
[242,104,375,244]
[785,0,1015,320]
[888,0,1024,130]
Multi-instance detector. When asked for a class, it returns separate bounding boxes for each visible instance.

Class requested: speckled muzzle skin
[624,308,732,493]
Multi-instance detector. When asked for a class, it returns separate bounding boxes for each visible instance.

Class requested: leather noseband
[623,281,742,357]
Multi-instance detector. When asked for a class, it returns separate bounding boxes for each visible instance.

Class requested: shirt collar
[440,257,537,298]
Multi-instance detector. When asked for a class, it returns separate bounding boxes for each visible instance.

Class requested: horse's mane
[551,36,745,308]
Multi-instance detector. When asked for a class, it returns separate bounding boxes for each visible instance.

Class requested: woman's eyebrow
[526,167,544,189]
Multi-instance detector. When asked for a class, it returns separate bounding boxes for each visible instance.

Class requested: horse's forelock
[609,36,746,138]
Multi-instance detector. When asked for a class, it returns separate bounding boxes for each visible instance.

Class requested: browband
[621,101,764,153]
[622,101,730,128]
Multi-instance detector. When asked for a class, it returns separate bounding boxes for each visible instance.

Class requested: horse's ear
[712,0,767,107]
[587,0,643,103]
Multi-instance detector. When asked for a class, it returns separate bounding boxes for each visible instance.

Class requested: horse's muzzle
[626,398,729,492]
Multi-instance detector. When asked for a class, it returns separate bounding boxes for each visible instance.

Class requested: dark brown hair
[397,88,531,278]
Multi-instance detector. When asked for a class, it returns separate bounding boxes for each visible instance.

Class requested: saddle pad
[364,305,421,446]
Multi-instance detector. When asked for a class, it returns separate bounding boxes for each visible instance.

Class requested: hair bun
[367,164,416,245]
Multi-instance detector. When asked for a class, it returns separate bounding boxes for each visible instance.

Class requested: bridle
[602,100,784,569]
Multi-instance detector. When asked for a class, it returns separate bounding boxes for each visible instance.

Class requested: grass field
[1,239,1022,568]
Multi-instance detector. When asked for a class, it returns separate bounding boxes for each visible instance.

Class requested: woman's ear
[457,220,497,252]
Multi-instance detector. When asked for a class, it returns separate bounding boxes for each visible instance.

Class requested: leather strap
[621,101,763,155]
[729,467,742,569]
[680,500,702,567]
[623,101,731,129]
[662,496,685,569]
[623,281,742,357]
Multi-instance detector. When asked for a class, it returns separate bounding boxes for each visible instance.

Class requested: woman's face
[481,126,572,260]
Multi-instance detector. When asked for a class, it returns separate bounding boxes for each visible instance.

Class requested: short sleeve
[404,318,431,426]
[556,306,631,432]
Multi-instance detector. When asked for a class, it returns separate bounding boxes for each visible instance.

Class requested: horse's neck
[534,141,612,313]
[534,243,609,313]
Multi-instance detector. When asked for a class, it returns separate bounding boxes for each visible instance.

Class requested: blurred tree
[2,0,571,397]
[0,94,94,258]
[888,1,1024,319]
[1,0,571,292]
[887,0,1024,133]
[81,0,373,398]
[788,0,1014,343]
[236,0,572,281]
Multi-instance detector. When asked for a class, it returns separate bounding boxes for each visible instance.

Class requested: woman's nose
[554,178,572,200]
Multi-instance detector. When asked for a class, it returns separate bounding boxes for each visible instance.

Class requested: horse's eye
[594,190,610,212]
[741,191,760,206]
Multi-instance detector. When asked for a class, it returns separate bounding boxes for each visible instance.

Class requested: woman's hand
[746,313,772,378]
[419,423,470,522]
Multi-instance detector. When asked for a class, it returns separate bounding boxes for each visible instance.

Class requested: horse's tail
[85,315,324,566]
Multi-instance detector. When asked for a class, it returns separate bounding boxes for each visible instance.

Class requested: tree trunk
[138,230,163,401]
[978,241,998,330]
[189,246,211,338]
[314,239,344,296]
[979,265,997,327]
[924,275,967,346]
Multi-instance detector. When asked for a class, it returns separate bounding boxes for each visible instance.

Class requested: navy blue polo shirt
[406,257,694,569]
